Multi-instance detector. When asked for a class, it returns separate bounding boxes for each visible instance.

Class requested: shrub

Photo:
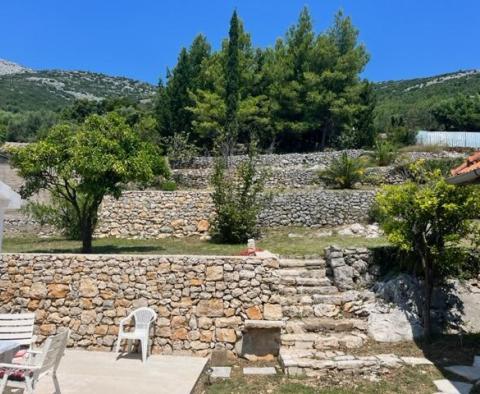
[22,195,83,240]
[319,152,366,189]
[210,143,266,244]
[370,140,398,166]
[375,168,480,338]
[162,132,199,168]
[387,126,417,147]
[159,180,177,191]
[395,157,465,181]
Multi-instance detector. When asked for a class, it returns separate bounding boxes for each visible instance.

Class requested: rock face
[368,308,422,342]
[0,59,32,75]
[0,253,281,355]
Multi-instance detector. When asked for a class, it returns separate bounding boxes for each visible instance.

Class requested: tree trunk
[80,217,93,254]
[423,256,433,341]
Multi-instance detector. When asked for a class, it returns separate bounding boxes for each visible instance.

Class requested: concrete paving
[433,379,473,394]
[243,367,277,375]
[444,365,480,382]
[32,350,208,394]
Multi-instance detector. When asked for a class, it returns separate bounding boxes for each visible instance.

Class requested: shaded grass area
[205,334,480,394]
[3,227,388,256]
[206,368,441,394]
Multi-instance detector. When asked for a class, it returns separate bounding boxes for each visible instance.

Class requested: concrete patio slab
[243,367,276,375]
[433,379,473,394]
[444,365,480,382]
[210,367,231,380]
[33,350,208,394]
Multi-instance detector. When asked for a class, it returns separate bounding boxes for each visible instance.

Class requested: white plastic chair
[0,313,36,347]
[0,313,36,361]
[115,307,157,363]
[0,329,69,394]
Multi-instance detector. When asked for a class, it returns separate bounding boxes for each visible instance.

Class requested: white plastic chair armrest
[0,363,40,371]
[26,349,42,355]
[118,314,134,333]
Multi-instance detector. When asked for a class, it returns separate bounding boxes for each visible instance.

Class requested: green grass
[206,368,443,394]
[205,334,480,394]
[2,227,388,256]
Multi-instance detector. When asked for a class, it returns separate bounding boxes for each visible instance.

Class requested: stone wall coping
[117,189,376,195]
[0,252,279,261]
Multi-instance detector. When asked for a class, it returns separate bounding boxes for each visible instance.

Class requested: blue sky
[1,0,478,84]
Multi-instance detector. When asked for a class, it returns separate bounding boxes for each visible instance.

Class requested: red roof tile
[451,151,480,175]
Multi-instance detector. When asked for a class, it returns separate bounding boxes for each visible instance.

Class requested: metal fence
[416,130,480,148]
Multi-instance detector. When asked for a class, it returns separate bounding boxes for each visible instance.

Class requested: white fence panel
[417,131,480,148]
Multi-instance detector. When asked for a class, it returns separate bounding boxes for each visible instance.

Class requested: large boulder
[368,307,423,342]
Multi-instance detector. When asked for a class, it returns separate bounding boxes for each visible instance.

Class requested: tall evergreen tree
[224,10,241,155]
[155,35,211,141]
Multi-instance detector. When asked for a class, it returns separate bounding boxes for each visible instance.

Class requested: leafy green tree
[210,141,266,243]
[432,94,480,131]
[376,164,480,339]
[10,113,169,253]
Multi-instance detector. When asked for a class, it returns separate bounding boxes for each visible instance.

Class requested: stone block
[79,278,98,297]
[243,367,276,375]
[216,328,236,343]
[196,299,224,317]
[47,283,69,298]
[30,283,47,299]
[264,304,282,320]
[206,266,223,281]
[210,367,231,381]
[246,306,262,320]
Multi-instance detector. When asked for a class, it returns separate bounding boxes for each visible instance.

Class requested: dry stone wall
[173,166,409,190]
[173,150,369,169]
[94,190,376,239]
[259,190,376,228]
[0,253,281,356]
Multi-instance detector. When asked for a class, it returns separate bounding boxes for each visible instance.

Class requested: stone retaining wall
[0,253,281,356]
[94,190,376,239]
[173,150,463,170]
[173,166,408,190]
[259,190,376,228]
[325,246,380,291]
[173,150,368,169]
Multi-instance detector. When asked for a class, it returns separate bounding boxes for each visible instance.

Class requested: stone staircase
[277,258,373,376]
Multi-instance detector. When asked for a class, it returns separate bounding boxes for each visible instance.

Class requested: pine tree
[223,10,241,155]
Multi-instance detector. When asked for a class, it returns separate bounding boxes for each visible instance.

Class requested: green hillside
[374,70,480,131]
[0,69,156,113]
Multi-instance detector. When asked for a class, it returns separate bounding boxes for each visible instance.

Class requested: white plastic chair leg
[53,372,61,394]
[115,337,121,353]
[0,375,7,393]
[141,338,148,363]
[24,376,34,394]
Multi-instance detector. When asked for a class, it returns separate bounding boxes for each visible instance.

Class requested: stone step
[279,349,404,377]
[277,268,327,278]
[279,259,325,269]
[280,277,332,286]
[282,305,315,318]
[287,318,368,333]
[281,332,367,350]
[279,285,339,296]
